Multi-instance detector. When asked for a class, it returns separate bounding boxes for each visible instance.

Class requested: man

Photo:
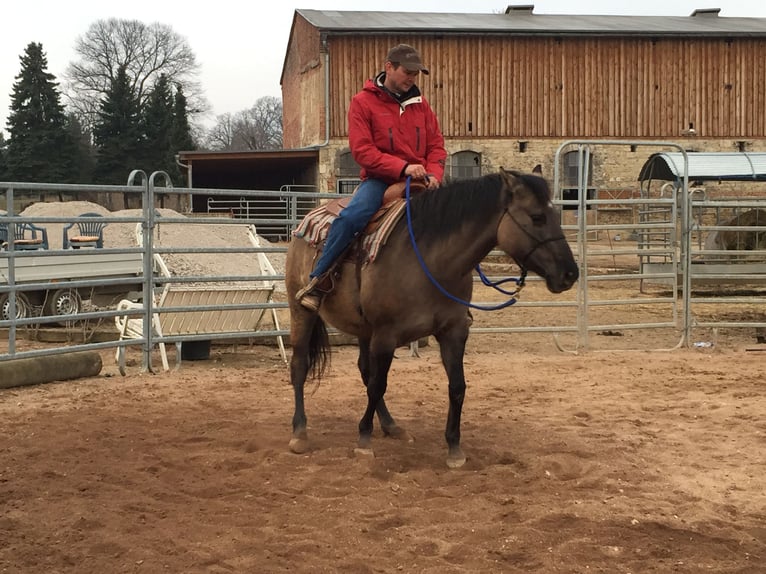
[296,43,447,311]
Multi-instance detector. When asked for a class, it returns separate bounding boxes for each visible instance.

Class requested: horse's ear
[499,167,521,187]
[532,164,543,176]
[499,167,522,178]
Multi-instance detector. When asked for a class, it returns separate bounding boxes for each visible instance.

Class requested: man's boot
[295,275,332,313]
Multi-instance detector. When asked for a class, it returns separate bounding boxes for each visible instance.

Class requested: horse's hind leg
[358,338,412,442]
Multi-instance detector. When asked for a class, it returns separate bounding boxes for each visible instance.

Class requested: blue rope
[475,264,526,296]
[404,177,523,311]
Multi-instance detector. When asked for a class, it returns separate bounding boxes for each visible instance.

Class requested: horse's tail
[308,315,331,380]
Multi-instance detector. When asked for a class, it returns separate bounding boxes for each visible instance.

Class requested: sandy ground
[1,329,765,573]
[2,200,765,572]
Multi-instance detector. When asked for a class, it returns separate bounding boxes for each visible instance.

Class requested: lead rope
[404,177,525,311]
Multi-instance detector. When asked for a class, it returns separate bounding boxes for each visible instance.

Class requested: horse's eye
[530,214,546,226]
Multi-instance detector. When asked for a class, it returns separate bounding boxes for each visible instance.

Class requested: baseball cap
[386,44,429,75]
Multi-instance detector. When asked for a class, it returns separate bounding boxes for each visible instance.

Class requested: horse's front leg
[356,343,395,456]
[357,338,412,442]
[436,325,470,468]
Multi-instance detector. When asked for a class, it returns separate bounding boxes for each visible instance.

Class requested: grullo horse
[285,168,579,467]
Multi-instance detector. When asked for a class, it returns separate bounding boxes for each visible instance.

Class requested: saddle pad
[294,198,408,264]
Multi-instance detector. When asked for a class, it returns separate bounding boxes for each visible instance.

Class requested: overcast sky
[2,0,765,136]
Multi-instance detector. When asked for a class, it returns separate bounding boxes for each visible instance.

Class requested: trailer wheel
[0,292,31,321]
[45,289,82,318]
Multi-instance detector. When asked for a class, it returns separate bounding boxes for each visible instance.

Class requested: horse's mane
[405,172,551,240]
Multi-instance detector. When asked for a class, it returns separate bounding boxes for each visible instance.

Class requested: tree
[234,96,283,151]
[203,112,236,151]
[202,97,282,151]
[0,133,7,181]
[92,64,143,187]
[4,42,76,182]
[140,73,174,174]
[169,84,196,185]
[65,113,96,185]
[64,18,207,133]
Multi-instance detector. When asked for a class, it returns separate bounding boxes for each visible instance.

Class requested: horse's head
[496,168,579,293]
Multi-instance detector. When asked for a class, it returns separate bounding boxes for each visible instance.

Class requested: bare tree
[63,18,208,131]
[203,112,236,151]
[234,97,283,150]
[203,97,282,151]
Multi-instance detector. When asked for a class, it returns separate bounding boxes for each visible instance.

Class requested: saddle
[324,180,426,227]
[294,180,427,264]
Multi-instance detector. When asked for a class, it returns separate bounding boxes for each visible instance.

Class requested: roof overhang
[177,149,319,190]
[638,152,766,183]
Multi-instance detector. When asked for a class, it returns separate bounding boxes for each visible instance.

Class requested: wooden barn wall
[326,35,766,140]
[282,16,324,148]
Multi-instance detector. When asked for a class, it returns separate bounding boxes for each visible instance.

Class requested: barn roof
[638,152,766,183]
[296,7,766,38]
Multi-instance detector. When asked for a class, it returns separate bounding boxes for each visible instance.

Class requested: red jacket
[348,75,446,184]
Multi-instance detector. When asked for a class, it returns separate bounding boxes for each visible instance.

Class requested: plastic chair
[0,222,49,250]
[63,212,107,249]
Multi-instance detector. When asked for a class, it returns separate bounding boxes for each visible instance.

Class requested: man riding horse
[296,43,447,311]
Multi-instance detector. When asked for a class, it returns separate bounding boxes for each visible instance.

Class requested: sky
[2,0,766,136]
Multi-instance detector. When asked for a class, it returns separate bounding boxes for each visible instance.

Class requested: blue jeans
[310,178,389,278]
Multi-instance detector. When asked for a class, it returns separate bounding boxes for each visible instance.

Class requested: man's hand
[404,163,428,180]
[404,163,439,189]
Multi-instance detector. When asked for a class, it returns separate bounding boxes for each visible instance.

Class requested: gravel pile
[16,201,287,292]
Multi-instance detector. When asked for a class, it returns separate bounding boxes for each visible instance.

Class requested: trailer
[0,250,145,320]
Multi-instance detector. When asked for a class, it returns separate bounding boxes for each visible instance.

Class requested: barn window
[563,150,594,188]
[449,151,481,180]
[560,149,596,210]
[337,150,361,194]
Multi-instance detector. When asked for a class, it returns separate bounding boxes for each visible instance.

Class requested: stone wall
[319,137,766,199]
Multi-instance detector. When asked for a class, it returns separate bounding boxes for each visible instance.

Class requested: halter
[502,208,568,272]
[404,177,526,311]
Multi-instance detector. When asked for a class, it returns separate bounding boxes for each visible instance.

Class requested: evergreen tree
[66,113,96,185]
[169,83,196,185]
[4,42,76,182]
[0,133,7,181]
[92,63,143,185]
[141,74,174,175]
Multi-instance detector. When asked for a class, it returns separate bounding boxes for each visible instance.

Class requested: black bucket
[181,340,211,361]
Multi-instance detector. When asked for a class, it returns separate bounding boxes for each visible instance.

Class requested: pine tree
[93,63,143,185]
[4,42,76,182]
[66,113,96,186]
[141,74,174,175]
[169,84,196,185]
[0,133,7,181]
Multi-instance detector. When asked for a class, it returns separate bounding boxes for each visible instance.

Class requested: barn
[179,6,766,207]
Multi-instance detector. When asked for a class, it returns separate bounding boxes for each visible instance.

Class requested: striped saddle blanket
[293,197,409,264]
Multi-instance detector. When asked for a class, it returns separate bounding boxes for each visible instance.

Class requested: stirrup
[295,276,326,311]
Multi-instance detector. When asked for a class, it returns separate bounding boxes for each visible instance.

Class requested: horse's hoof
[382,425,415,443]
[289,436,310,454]
[446,447,466,469]
[354,447,375,459]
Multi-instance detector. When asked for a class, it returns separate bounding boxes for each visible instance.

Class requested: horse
[284,168,579,467]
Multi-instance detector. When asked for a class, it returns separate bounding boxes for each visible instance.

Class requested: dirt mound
[17,201,286,288]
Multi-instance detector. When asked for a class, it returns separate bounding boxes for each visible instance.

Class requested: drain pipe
[314,36,331,148]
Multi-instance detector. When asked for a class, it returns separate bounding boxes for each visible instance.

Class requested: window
[449,151,481,180]
[563,149,593,188]
[561,149,596,210]
[337,150,361,194]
